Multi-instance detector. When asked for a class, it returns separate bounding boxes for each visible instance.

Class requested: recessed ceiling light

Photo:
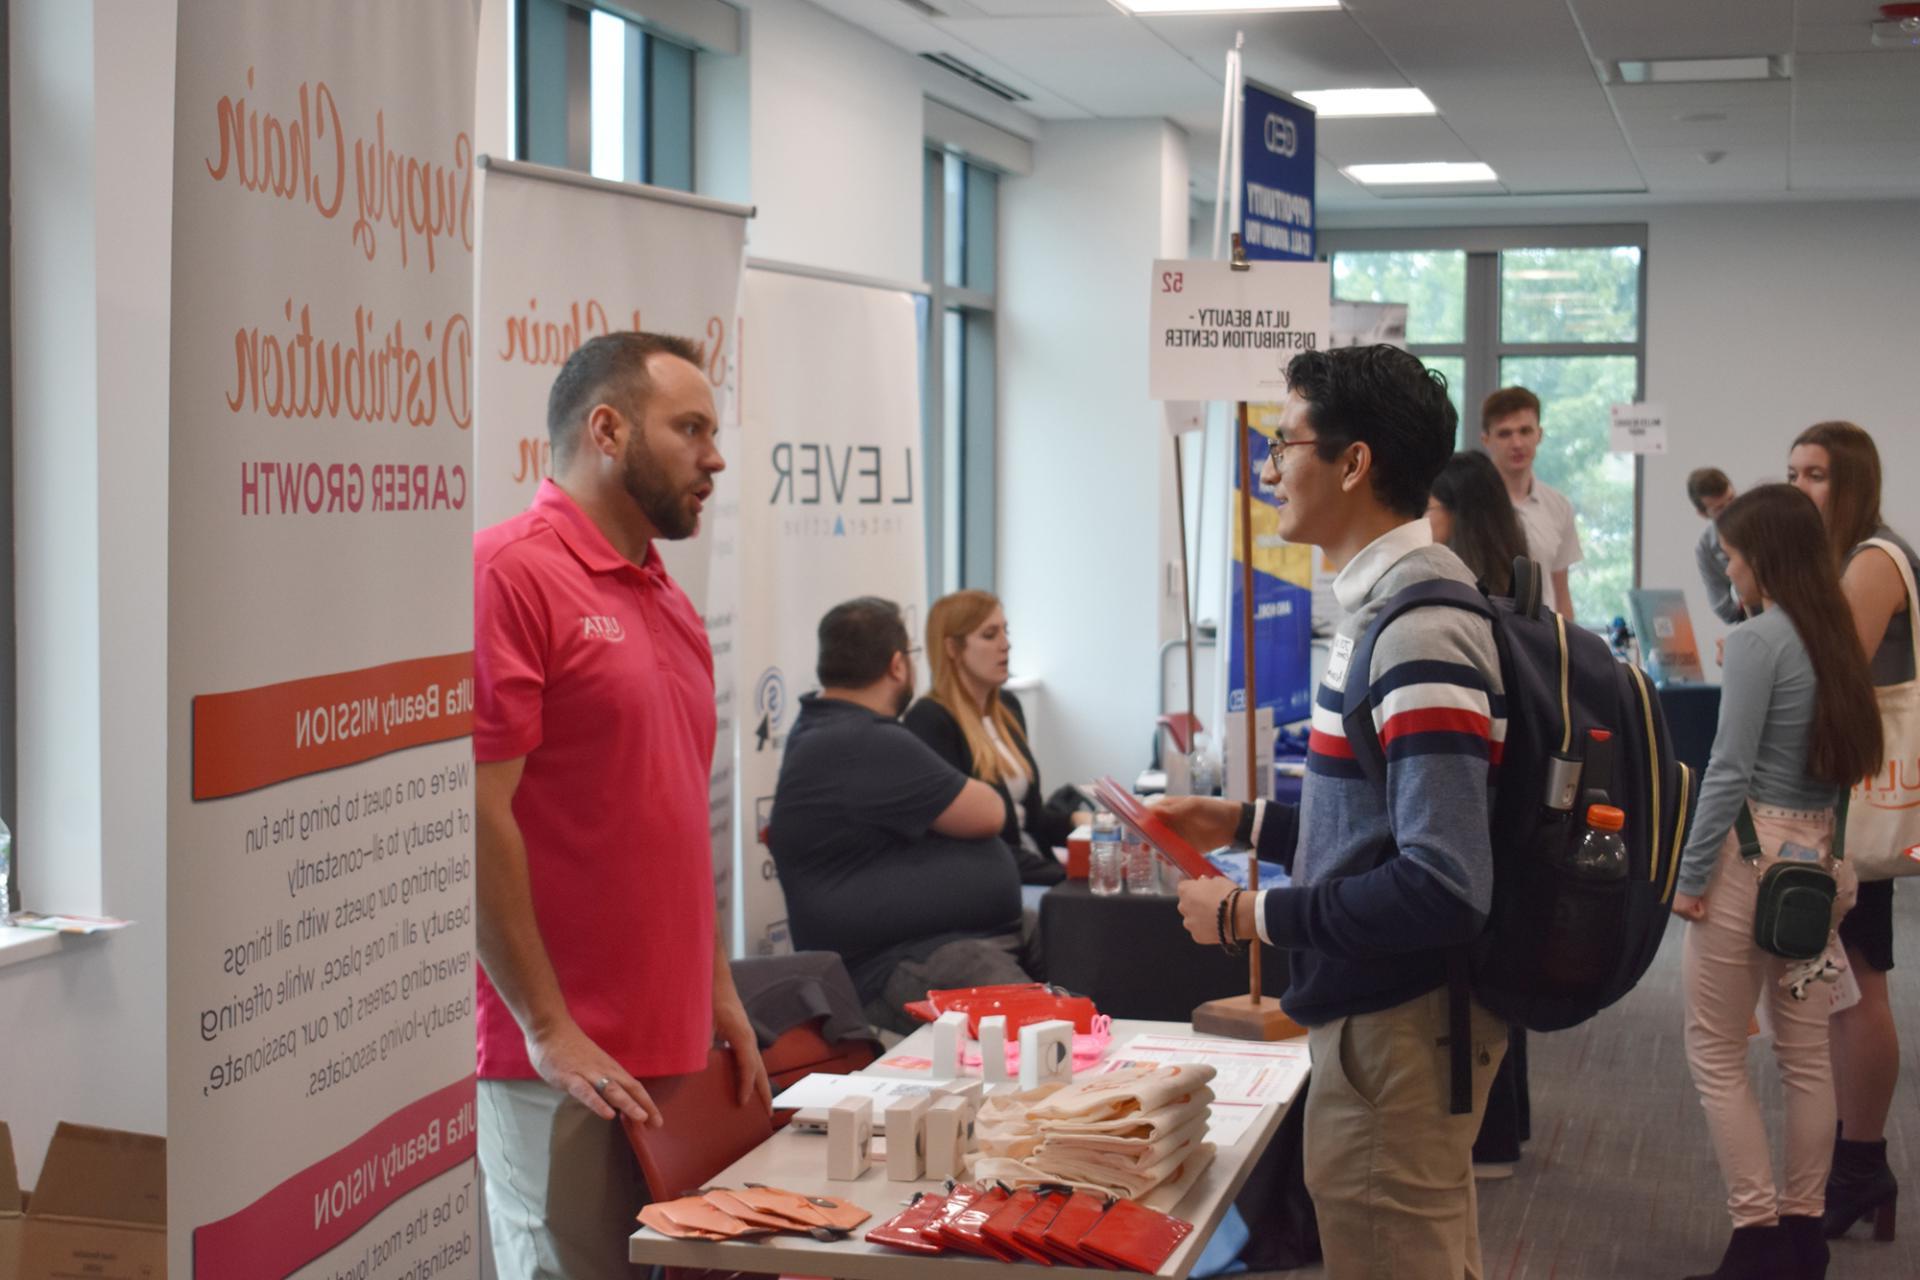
[1341,161,1498,185]
[1110,0,1342,14]
[1293,88,1436,117]
[1611,56,1788,84]
[1674,110,1728,123]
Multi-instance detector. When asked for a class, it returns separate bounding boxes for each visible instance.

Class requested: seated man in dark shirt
[769,596,1035,1033]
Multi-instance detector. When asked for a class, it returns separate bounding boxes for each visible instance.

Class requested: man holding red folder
[472,333,768,1280]
[1157,346,1509,1280]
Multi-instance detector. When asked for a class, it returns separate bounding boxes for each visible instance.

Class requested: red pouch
[1078,1198,1194,1274]
[1041,1189,1118,1268]
[906,983,1101,1036]
[980,1187,1052,1265]
[939,1183,1017,1260]
[1013,1188,1071,1259]
[864,1192,950,1255]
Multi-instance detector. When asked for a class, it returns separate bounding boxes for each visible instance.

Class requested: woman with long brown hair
[904,591,1070,885]
[1427,450,1530,596]
[1671,484,1882,1280]
[1789,420,1914,1242]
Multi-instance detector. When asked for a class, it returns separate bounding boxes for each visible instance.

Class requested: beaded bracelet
[1217,888,1248,957]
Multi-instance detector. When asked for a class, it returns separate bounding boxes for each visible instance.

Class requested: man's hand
[715,994,773,1114]
[1150,796,1241,851]
[1177,875,1238,946]
[527,1020,659,1126]
[1671,892,1707,923]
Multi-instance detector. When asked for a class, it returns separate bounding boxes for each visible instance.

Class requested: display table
[1040,883,1287,1022]
[627,1016,1305,1279]
[1655,683,1720,774]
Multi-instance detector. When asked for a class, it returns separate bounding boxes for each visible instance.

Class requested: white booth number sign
[1610,402,1668,455]
[1148,259,1331,403]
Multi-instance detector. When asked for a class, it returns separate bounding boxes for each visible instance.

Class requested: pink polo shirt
[473,479,716,1080]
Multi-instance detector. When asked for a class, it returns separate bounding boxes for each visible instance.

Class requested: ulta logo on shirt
[580,615,626,642]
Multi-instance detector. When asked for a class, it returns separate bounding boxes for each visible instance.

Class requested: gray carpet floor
[1254,888,1919,1279]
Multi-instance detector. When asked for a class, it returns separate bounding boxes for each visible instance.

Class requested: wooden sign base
[1192,994,1305,1042]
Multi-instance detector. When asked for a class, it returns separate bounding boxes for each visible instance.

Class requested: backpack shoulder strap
[1340,580,1495,785]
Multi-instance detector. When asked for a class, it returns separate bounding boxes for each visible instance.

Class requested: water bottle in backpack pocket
[1537,803,1631,993]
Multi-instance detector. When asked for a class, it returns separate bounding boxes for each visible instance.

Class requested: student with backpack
[1161,346,1511,1279]
[1669,484,1882,1280]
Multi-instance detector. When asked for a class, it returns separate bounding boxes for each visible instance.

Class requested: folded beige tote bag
[1849,538,1920,881]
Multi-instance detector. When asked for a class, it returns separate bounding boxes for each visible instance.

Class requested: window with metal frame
[516,0,695,191]
[1325,227,1647,628]
[922,149,998,596]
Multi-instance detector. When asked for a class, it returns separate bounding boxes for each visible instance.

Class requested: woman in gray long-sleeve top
[1672,484,1883,1280]
[1789,420,1916,1243]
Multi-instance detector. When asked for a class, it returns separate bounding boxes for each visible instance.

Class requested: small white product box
[930,1010,970,1080]
[924,1094,972,1179]
[826,1095,874,1180]
[884,1094,931,1182]
[977,1015,1011,1084]
[1018,1018,1075,1091]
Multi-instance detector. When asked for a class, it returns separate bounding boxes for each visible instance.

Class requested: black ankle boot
[1823,1136,1897,1240]
[1684,1224,1789,1280]
[1778,1215,1827,1279]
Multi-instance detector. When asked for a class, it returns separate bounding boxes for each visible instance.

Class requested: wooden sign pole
[1191,234,1301,1043]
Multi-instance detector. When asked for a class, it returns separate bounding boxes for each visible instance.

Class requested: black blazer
[903,690,1069,885]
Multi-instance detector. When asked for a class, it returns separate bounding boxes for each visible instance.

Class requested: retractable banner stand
[735,268,928,956]
[472,161,748,945]
[167,4,481,1277]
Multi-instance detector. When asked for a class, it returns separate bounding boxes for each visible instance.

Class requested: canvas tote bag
[1848,537,1920,880]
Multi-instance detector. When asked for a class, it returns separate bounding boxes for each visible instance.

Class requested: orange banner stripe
[193,652,474,799]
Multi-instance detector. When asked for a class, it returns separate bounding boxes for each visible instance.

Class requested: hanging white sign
[1148,260,1331,402]
[1610,402,1669,454]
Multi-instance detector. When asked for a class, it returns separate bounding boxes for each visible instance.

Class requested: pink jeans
[1682,805,1858,1227]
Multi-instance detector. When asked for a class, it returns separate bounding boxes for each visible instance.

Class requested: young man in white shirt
[1482,386,1581,619]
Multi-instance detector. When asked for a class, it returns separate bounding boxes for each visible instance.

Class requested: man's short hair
[1285,346,1458,520]
[546,332,706,469]
[816,597,909,688]
[1480,386,1542,434]
[1686,467,1733,515]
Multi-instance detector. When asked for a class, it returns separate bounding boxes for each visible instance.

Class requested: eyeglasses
[1267,435,1322,466]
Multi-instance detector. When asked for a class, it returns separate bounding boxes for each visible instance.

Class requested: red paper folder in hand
[1093,776,1223,881]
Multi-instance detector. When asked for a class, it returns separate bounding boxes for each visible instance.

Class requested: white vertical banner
[472,161,749,947]
[735,268,929,955]
[167,5,481,1278]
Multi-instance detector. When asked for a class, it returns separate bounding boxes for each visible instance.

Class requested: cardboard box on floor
[0,1121,22,1279]
[18,1122,166,1280]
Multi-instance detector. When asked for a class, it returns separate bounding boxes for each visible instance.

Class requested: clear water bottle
[1089,812,1123,896]
[1123,828,1157,894]
[1187,735,1222,797]
[1541,803,1628,991]
[1570,805,1629,881]
[0,816,12,921]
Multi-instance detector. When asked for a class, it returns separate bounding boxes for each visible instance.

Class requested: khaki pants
[1304,987,1509,1280]
[478,1078,647,1280]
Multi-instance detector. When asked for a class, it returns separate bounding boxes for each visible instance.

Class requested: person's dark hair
[1431,451,1529,595]
[1284,345,1457,519]
[1480,386,1542,434]
[1792,421,1883,570]
[1717,484,1883,788]
[816,597,910,688]
[546,331,706,469]
[1685,467,1732,515]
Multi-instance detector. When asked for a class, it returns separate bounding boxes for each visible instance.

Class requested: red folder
[1093,777,1223,881]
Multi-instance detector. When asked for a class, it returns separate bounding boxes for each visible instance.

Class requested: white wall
[2,0,174,1186]
[741,0,921,282]
[1322,198,1920,668]
[1000,119,1190,790]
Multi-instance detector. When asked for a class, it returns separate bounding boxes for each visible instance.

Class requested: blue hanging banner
[1240,81,1316,262]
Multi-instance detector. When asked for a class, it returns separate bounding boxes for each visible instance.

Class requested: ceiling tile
[1566,0,1796,62]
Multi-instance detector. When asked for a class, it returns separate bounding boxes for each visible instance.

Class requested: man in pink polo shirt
[472,332,768,1280]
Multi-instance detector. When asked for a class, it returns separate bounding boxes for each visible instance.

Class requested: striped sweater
[1261,533,1506,1026]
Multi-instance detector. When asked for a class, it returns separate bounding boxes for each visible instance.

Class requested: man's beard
[622,430,699,540]
[892,679,913,718]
